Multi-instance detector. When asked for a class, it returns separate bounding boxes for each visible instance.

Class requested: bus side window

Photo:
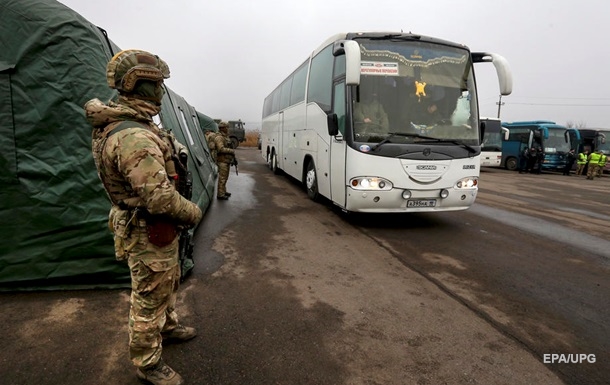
[308,45,333,112]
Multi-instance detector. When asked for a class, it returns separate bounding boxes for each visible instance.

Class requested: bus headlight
[455,177,478,189]
[440,189,449,199]
[402,190,412,199]
[350,177,393,191]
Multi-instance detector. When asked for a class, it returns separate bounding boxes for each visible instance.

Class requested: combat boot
[161,324,197,343]
[136,359,184,385]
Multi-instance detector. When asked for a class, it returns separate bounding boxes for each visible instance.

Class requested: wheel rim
[306,168,316,190]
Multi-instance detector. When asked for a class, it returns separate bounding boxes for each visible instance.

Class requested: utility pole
[496,95,504,118]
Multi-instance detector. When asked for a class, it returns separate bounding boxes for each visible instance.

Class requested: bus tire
[270,151,279,174]
[505,157,518,171]
[305,160,319,201]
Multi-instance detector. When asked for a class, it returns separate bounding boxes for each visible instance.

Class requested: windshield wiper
[371,132,435,151]
[371,132,477,154]
[420,138,477,154]
[368,34,420,41]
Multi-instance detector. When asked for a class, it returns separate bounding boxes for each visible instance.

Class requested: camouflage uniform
[214,123,235,199]
[86,50,201,385]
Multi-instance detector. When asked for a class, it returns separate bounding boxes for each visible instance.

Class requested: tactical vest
[92,120,179,209]
[214,133,234,164]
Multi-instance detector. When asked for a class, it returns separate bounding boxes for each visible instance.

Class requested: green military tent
[0,0,217,291]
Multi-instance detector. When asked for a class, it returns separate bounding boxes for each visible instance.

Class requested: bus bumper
[345,186,478,213]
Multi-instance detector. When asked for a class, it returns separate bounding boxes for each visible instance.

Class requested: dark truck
[215,119,246,148]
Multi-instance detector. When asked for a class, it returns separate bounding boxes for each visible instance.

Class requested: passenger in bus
[402,84,446,128]
[353,92,389,134]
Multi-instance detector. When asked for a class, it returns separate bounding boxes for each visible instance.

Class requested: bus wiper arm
[368,34,419,41]
[371,132,476,154]
[425,139,477,154]
[371,132,436,151]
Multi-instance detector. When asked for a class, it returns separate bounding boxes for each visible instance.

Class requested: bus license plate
[407,199,436,208]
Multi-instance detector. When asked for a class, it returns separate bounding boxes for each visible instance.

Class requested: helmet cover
[107,49,170,92]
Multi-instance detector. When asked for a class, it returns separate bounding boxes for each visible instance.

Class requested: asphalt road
[0,147,607,385]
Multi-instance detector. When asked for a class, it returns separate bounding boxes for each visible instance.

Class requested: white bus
[261,32,512,213]
[480,117,508,167]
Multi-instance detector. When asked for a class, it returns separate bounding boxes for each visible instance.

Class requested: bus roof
[312,32,469,58]
[501,121,568,129]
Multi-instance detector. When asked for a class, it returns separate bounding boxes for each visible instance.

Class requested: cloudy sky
[58,0,609,130]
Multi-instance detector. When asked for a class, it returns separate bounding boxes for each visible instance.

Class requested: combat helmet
[218,121,229,133]
[106,49,170,93]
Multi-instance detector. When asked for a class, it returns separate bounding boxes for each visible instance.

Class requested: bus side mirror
[480,121,486,145]
[502,127,509,141]
[334,40,361,86]
[327,113,339,136]
[471,52,513,96]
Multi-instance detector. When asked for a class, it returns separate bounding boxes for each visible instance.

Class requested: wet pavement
[2,148,607,384]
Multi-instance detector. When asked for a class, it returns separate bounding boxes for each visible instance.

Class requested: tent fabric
[197,111,219,133]
[0,0,217,291]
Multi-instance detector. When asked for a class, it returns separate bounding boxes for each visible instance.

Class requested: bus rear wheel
[269,151,279,174]
[505,157,518,171]
[306,160,319,201]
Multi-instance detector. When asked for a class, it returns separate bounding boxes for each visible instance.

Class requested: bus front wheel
[305,161,319,201]
[505,157,518,171]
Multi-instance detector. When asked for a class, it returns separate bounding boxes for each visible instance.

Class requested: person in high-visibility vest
[586,150,602,180]
[576,150,589,175]
[597,152,607,177]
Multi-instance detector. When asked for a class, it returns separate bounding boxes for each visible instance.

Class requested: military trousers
[217,161,231,197]
[126,222,181,368]
[587,164,600,179]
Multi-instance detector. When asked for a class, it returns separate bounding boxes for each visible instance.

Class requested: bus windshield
[595,133,610,154]
[351,39,478,145]
[544,129,571,153]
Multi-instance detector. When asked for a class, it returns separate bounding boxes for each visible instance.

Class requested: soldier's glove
[232,158,238,166]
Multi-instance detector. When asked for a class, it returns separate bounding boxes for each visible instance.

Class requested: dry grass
[242,131,260,147]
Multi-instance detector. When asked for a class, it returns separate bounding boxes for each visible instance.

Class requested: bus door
[330,81,347,207]
[567,128,581,151]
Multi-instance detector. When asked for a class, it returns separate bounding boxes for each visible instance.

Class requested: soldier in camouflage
[86,49,202,385]
[214,122,237,200]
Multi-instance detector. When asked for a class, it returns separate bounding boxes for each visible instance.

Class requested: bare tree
[565,120,587,129]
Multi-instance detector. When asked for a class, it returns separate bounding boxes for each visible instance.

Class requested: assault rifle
[176,151,195,281]
[232,156,239,175]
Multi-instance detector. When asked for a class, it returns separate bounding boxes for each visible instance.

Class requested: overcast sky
[58,0,609,130]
